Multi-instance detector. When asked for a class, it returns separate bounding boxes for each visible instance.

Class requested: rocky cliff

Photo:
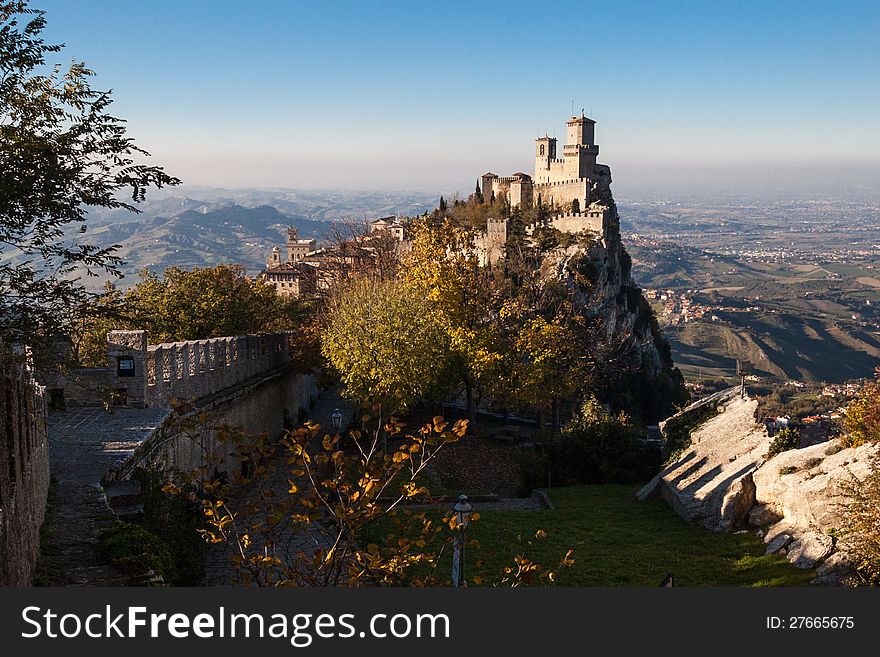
[650,393,879,584]
[540,195,686,421]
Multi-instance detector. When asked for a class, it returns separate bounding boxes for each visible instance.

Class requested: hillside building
[480,113,611,213]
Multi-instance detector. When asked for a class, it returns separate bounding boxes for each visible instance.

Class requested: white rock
[765,533,792,555]
[787,532,834,568]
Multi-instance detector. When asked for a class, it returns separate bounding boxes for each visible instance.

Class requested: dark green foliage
[99,522,176,582]
[522,397,660,489]
[767,427,800,459]
[662,401,722,463]
[756,384,843,421]
[0,1,178,344]
[132,468,207,585]
[570,198,580,213]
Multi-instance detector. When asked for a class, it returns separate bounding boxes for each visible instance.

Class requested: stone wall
[144,332,293,408]
[547,210,606,236]
[45,331,296,409]
[115,369,317,479]
[533,178,589,209]
[0,348,50,586]
[43,330,148,408]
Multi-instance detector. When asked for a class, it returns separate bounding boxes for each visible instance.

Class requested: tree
[843,377,880,447]
[73,264,283,365]
[570,198,580,213]
[0,1,179,344]
[321,276,450,414]
[438,195,447,213]
[474,178,483,204]
[841,454,880,586]
[403,217,504,421]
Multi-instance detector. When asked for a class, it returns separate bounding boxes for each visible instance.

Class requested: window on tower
[540,144,545,156]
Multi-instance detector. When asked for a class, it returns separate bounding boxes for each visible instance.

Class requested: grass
[414,484,815,587]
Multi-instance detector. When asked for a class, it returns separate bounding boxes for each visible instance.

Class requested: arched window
[539,144,545,156]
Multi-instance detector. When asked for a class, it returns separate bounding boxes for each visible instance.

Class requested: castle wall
[144,332,293,408]
[0,347,50,586]
[43,330,148,408]
[45,331,297,410]
[122,369,317,479]
[548,210,606,236]
[534,178,589,210]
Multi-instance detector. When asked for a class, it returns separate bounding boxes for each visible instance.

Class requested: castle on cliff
[261,114,616,291]
[475,113,615,265]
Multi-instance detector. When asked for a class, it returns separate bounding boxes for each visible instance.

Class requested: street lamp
[451,494,473,587]
[330,408,343,434]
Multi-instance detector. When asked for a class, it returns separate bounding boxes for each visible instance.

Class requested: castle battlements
[474,114,615,266]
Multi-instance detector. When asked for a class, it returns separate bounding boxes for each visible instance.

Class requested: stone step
[112,504,144,522]
[104,479,143,508]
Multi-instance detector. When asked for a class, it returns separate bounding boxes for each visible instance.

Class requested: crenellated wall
[144,332,292,407]
[117,370,317,479]
[0,347,50,586]
[546,210,606,235]
[45,331,296,410]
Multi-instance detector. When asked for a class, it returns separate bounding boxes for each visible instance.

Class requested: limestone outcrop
[751,438,878,580]
[653,393,879,584]
[544,200,681,390]
[656,396,768,531]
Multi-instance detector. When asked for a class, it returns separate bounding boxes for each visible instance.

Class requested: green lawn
[442,484,815,587]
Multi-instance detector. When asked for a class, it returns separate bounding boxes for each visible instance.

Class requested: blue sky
[31,0,880,192]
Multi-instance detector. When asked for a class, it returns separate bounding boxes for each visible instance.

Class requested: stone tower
[563,115,599,180]
[534,136,557,184]
[286,227,313,263]
[267,246,281,267]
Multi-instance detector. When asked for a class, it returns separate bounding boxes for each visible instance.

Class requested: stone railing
[0,346,50,586]
[144,332,292,407]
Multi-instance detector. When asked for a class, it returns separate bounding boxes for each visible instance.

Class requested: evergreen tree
[438,195,447,213]
[475,179,484,204]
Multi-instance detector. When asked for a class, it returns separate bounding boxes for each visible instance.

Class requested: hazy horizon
[33,0,880,194]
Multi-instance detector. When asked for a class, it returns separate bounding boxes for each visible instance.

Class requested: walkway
[202,385,353,585]
[40,407,170,585]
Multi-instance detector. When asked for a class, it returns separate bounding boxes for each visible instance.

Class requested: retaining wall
[0,348,50,586]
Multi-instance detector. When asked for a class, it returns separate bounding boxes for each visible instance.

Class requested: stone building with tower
[475,114,615,265]
[262,228,319,297]
[480,113,611,213]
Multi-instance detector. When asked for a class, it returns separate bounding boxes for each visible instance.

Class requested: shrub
[662,401,722,463]
[825,442,844,456]
[523,396,659,488]
[779,466,798,476]
[843,381,880,447]
[99,522,176,582]
[841,455,880,585]
[132,468,207,585]
[767,427,800,459]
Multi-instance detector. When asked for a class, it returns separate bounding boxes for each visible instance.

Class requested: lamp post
[330,408,343,434]
[451,495,473,587]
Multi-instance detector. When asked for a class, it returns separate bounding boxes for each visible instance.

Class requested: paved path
[41,407,170,585]
[202,386,353,586]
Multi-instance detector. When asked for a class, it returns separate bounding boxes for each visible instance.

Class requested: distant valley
[622,189,880,384]
[73,186,440,288]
